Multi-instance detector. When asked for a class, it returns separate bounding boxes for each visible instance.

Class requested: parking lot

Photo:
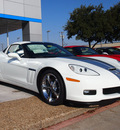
[0,82,34,103]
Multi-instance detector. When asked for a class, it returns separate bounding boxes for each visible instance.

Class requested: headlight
[69,64,100,76]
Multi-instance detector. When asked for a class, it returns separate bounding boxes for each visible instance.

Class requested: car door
[3,44,28,86]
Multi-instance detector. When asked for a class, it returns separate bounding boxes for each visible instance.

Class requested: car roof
[11,41,31,45]
[96,47,116,49]
[11,41,54,45]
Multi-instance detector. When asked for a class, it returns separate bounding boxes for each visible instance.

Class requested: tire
[38,69,65,105]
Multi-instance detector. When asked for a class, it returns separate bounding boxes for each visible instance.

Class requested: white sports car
[0,41,120,105]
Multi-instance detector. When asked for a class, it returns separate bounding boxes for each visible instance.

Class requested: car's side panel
[0,61,3,79]
[0,52,6,80]
[2,57,28,86]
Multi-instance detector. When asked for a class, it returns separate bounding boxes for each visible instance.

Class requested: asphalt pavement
[45,101,120,130]
[0,82,33,103]
[61,105,120,130]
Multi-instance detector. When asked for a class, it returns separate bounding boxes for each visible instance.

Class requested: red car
[114,46,120,49]
[64,45,120,61]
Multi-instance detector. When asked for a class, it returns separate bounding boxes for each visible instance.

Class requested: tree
[103,2,120,43]
[109,2,120,41]
[64,3,120,48]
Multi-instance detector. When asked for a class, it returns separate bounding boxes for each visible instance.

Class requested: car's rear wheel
[38,69,65,105]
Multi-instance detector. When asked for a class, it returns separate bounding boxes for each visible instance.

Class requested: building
[0,0,42,46]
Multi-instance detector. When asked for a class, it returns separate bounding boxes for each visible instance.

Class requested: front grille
[103,86,120,95]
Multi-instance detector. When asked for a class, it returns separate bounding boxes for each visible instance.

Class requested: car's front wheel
[38,69,65,105]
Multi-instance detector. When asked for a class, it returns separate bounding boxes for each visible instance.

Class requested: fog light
[83,90,96,95]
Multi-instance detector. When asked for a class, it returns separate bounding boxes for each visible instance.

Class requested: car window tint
[65,48,78,55]
[75,47,98,55]
[24,43,73,58]
[108,48,120,54]
[28,44,48,54]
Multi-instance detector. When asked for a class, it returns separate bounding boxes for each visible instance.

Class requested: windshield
[96,47,120,54]
[106,47,120,54]
[66,46,98,55]
[23,42,73,58]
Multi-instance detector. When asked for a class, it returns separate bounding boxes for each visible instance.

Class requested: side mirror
[8,53,21,61]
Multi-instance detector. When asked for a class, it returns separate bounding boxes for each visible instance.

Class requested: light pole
[7,28,9,47]
[1,43,3,51]
[47,30,50,42]
[60,32,64,47]
[17,37,20,42]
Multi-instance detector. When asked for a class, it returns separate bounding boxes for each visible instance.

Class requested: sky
[41,0,120,46]
[0,0,120,50]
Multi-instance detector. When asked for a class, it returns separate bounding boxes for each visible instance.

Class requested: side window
[7,45,24,57]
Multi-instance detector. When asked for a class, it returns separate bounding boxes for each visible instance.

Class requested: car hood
[35,56,118,71]
[27,56,120,79]
[58,56,120,78]
[60,56,116,70]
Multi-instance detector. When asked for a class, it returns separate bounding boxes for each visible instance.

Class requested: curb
[44,100,120,129]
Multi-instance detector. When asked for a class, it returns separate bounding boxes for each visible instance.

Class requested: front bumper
[64,72,120,103]
[67,97,120,106]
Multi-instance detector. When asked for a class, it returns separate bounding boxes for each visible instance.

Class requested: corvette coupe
[0,42,120,105]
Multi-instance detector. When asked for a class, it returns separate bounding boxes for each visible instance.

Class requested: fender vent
[27,69,36,84]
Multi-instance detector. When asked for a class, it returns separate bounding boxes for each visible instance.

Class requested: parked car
[0,42,120,105]
[64,45,120,62]
[114,46,120,49]
[95,47,120,55]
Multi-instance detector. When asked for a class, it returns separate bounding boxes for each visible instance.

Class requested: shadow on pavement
[0,81,40,98]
